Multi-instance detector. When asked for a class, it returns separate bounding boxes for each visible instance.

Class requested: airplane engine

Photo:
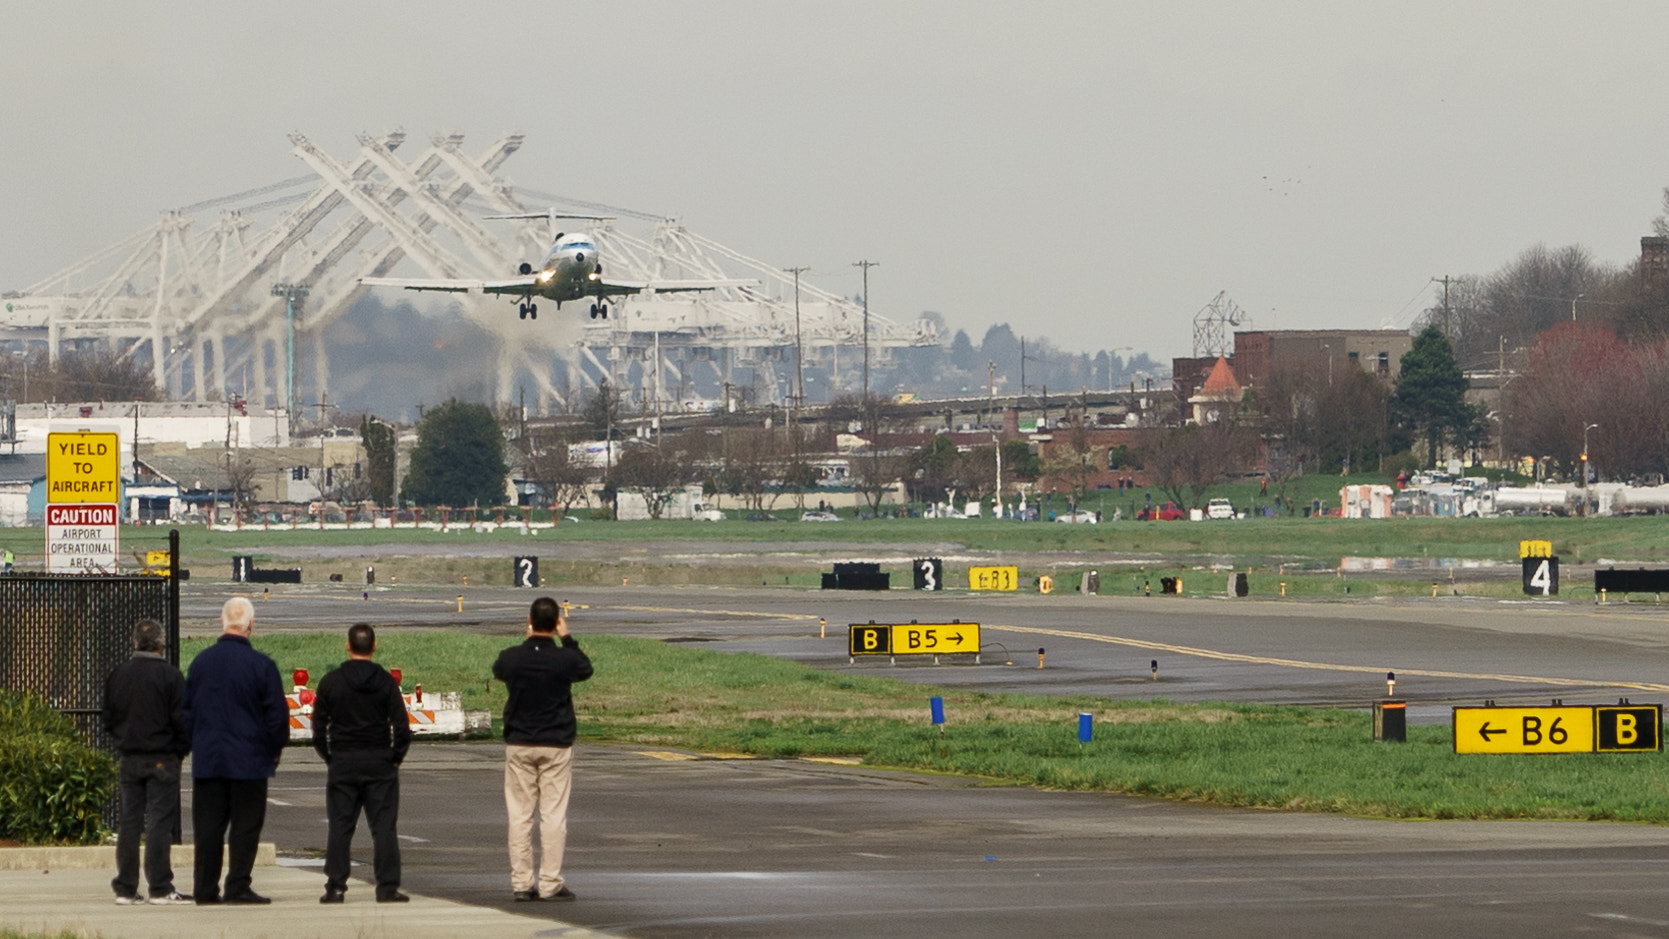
[518,262,533,274]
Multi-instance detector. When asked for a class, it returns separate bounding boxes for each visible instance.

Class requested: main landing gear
[518,302,538,320]
[589,302,609,319]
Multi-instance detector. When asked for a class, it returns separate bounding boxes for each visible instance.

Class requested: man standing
[103,618,191,905]
[183,596,288,905]
[312,623,412,904]
[493,597,593,902]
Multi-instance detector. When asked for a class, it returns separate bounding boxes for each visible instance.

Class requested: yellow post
[1037,649,1046,669]
[262,587,269,602]
[819,617,827,638]
[1176,577,1183,594]
[1431,582,1439,598]
[456,595,463,613]
[1280,581,1287,597]
[1601,588,1608,604]
[463,575,468,587]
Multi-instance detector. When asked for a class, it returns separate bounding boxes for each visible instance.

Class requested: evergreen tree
[949,330,977,371]
[1394,327,1470,468]
[400,399,508,507]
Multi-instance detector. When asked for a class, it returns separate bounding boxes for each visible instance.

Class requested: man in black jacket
[492,597,593,902]
[311,623,413,904]
[103,618,191,905]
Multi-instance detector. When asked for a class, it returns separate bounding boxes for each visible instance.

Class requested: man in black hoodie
[104,618,191,905]
[311,623,412,904]
[493,596,593,902]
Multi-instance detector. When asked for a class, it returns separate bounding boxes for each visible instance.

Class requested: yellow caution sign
[969,566,1018,591]
[1453,706,1594,754]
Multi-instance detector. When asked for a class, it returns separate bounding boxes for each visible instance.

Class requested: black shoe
[543,886,577,902]
[511,889,539,902]
[225,890,271,904]
[194,895,222,906]
[377,891,410,903]
[320,888,345,904]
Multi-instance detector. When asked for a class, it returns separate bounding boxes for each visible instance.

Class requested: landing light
[536,271,553,283]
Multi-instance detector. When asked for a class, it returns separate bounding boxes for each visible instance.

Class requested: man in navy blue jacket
[493,597,593,902]
[183,596,288,905]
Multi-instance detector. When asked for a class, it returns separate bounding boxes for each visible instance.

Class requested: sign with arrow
[1453,706,1596,754]
[848,622,980,656]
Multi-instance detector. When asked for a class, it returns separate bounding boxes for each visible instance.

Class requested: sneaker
[376,891,410,903]
[114,894,146,905]
[511,889,539,902]
[543,886,577,902]
[148,891,193,905]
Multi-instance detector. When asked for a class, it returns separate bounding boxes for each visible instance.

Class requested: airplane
[360,210,755,321]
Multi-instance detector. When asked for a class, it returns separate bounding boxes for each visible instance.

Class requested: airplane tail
[485,208,615,243]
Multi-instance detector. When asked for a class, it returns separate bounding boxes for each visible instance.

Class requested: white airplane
[360,211,754,320]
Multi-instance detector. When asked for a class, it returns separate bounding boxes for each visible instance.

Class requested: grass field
[213,631,1669,824]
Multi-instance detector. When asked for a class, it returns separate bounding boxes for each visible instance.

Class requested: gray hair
[132,619,164,653]
[221,596,255,635]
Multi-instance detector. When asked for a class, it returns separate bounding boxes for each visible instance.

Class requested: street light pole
[852,260,877,404]
[1571,292,1586,322]
[1582,422,1598,490]
[785,266,809,411]
[271,283,309,418]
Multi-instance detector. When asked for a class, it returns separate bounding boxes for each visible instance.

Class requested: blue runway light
[1079,712,1093,744]
[930,696,945,726]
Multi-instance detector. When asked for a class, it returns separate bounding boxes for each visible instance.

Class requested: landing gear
[517,301,539,320]
[588,303,609,320]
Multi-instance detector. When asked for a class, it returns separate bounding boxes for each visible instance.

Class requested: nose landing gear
[588,302,609,320]
[517,302,538,320]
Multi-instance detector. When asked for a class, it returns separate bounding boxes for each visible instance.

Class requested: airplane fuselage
[530,234,600,305]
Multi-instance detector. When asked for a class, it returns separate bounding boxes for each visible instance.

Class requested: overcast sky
[4,1,1667,361]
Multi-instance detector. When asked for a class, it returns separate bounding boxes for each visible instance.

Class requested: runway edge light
[930,696,945,737]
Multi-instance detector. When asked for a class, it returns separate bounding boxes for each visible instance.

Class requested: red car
[1137,502,1187,521]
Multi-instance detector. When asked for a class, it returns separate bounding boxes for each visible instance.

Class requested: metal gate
[0,532,180,750]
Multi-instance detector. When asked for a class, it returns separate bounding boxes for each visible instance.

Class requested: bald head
[221,596,255,636]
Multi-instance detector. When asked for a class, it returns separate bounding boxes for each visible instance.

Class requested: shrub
[0,690,115,845]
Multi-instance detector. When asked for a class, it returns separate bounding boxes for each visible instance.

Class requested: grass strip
[195,632,1669,823]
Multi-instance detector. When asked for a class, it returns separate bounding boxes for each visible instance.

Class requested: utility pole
[271,283,309,419]
[853,260,878,404]
[785,266,809,412]
[1430,275,1456,336]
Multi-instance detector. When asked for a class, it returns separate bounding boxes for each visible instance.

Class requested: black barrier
[1374,700,1407,742]
[232,556,301,583]
[1594,568,1669,596]
[1231,572,1249,597]
[1159,576,1178,595]
[823,562,890,591]
[514,556,539,588]
[913,558,944,591]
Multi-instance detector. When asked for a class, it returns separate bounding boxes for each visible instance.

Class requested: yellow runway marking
[986,623,1669,693]
[635,751,699,761]
[611,605,819,621]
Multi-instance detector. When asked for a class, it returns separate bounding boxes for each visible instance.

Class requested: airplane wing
[596,277,757,297]
[360,276,538,295]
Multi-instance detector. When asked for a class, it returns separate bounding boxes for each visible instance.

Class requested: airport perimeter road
[252,742,1669,939]
[188,583,1669,720]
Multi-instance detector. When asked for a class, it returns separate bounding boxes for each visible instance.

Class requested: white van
[1206,498,1235,520]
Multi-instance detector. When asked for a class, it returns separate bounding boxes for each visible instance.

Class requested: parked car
[1206,498,1235,520]
[744,512,779,522]
[1137,502,1187,521]
[800,510,841,522]
[1053,509,1098,524]
[692,502,725,521]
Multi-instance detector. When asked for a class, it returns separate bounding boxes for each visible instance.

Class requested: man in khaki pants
[492,597,594,901]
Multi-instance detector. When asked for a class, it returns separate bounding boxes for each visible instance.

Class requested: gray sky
[4,1,1666,361]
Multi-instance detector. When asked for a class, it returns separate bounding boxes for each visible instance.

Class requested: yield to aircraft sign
[47,431,121,502]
